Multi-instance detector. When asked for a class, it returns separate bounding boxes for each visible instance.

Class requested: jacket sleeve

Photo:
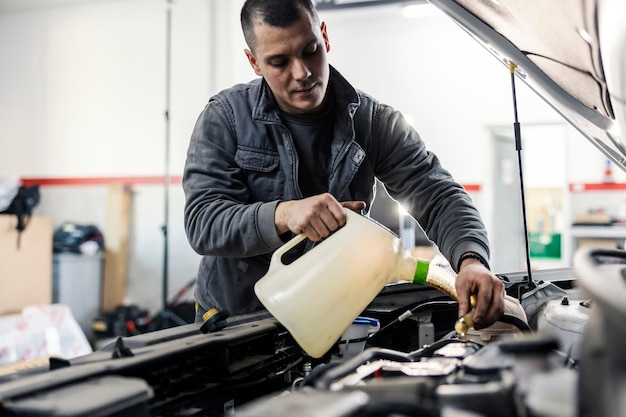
[370,102,490,272]
[182,99,284,257]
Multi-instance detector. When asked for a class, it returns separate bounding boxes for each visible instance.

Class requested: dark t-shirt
[280,99,334,198]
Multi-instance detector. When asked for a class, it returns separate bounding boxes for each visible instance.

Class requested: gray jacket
[183,66,490,316]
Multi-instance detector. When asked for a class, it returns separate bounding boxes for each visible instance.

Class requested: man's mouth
[293,83,317,95]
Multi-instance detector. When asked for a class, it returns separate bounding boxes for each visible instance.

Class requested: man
[183,0,504,330]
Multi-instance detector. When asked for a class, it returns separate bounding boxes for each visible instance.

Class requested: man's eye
[304,45,318,55]
[270,60,287,68]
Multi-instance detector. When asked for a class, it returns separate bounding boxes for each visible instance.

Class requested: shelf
[569,225,626,238]
[563,225,626,266]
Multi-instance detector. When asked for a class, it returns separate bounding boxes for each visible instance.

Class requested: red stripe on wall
[21,176,183,186]
[20,177,482,192]
[463,184,481,192]
[569,182,626,192]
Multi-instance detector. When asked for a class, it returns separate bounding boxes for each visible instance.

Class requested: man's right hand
[275,193,366,242]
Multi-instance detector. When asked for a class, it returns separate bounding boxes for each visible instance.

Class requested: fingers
[474,279,504,329]
[471,283,493,329]
[341,200,366,213]
[283,194,345,241]
[300,210,339,241]
[456,278,472,319]
[277,196,366,242]
[480,279,505,328]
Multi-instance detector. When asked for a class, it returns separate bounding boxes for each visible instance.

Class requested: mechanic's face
[245,11,331,115]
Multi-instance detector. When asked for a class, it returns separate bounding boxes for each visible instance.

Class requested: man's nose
[292,59,311,81]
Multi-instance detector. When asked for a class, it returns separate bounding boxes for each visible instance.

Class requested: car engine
[234,247,624,417]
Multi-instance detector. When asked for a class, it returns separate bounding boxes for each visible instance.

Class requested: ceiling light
[402,3,442,18]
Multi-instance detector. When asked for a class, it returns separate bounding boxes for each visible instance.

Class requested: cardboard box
[0,215,53,315]
[576,238,621,250]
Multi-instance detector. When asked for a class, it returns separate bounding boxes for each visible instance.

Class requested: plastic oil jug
[254,209,462,358]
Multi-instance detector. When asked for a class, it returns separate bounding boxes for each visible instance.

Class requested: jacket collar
[251,65,361,123]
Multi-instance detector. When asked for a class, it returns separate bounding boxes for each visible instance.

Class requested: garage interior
[0,1,625,416]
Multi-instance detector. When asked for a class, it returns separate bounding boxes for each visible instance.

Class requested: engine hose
[498,313,533,333]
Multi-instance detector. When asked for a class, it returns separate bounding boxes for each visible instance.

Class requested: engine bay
[233,270,584,417]
[2,247,622,417]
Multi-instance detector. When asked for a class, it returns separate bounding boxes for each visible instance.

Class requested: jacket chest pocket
[235,146,283,201]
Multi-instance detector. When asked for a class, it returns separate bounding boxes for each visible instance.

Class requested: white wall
[0,0,616,314]
[0,0,217,314]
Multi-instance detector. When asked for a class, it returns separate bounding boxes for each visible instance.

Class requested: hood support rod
[509,61,535,290]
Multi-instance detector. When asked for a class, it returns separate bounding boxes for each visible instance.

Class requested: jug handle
[270,233,308,267]
[269,208,356,267]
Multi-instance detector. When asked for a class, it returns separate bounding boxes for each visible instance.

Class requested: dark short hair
[241,0,319,52]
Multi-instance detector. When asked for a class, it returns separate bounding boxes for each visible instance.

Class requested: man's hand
[455,258,505,329]
[275,193,366,242]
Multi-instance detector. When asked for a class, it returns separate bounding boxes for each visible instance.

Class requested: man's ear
[321,22,330,53]
[244,49,262,76]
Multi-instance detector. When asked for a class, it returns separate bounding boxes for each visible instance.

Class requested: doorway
[488,123,568,273]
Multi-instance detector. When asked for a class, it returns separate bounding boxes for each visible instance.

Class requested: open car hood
[428,0,626,171]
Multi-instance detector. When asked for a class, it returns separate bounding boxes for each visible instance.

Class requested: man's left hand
[455,261,505,329]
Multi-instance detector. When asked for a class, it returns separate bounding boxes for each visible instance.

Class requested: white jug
[254,209,459,358]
